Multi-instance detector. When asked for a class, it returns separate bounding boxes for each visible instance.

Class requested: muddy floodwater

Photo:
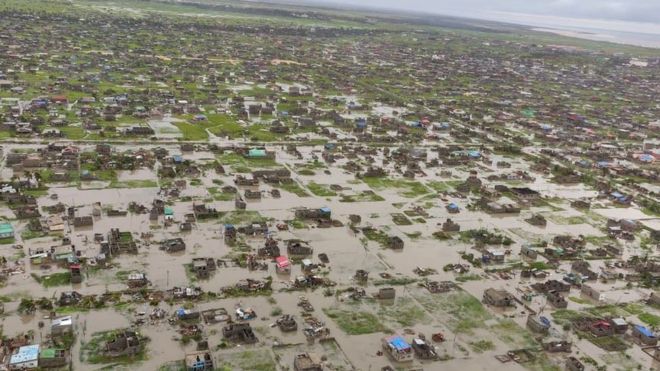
[0,141,657,371]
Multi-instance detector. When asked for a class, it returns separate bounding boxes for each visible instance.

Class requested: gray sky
[291,0,660,29]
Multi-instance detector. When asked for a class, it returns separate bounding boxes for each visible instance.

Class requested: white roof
[52,316,73,327]
[9,344,39,365]
[611,318,627,326]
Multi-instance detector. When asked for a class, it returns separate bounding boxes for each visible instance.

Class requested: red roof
[275,256,290,268]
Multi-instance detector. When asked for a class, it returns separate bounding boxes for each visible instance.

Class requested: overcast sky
[309,0,660,24]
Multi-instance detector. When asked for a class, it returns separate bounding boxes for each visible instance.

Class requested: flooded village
[0,0,658,370]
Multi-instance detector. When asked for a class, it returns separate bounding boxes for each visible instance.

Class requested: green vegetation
[306,182,337,197]
[21,229,47,240]
[0,237,16,245]
[340,192,385,202]
[109,179,158,188]
[324,308,389,335]
[376,300,428,327]
[217,152,278,171]
[214,349,277,371]
[31,272,75,287]
[219,210,268,225]
[459,229,514,245]
[80,329,149,364]
[275,182,310,197]
[455,274,482,282]
[207,187,236,201]
[412,289,492,334]
[391,213,412,225]
[639,312,660,327]
[362,177,429,198]
[469,339,495,353]
[362,228,390,248]
[427,180,461,193]
[490,319,537,348]
[373,277,417,286]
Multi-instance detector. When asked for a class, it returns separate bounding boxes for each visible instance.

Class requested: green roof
[164,207,174,215]
[248,148,267,158]
[39,348,58,359]
[0,223,13,234]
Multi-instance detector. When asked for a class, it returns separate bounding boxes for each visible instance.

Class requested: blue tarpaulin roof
[320,207,331,213]
[635,325,655,338]
[387,336,411,351]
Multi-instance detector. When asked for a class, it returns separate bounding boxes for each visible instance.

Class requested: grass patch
[568,296,590,304]
[551,309,587,325]
[0,237,16,245]
[362,228,390,248]
[362,177,429,198]
[275,182,310,197]
[580,331,628,351]
[80,329,149,364]
[391,213,412,226]
[217,152,278,171]
[340,191,385,202]
[546,214,587,225]
[376,300,428,327]
[469,340,495,353]
[306,182,337,197]
[455,274,482,283]
[427,180,461,193]
[31,272,74,287]
[639,312,660,327]
[219,210,268,225]
[59,125,86,140]
[373,277,417,286]
[323,308,389,335]
[21,229,47,240]
[173,122,209,141]
[109,179,158,188]
[490,319,537,348]
[214,349,276,371]
[411,289,491,334]
[23,188,49,197]
[208,187,235,201]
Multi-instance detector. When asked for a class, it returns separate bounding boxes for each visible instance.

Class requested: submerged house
[0,222,14,239]
[382,335,413,362]
[483,288,515,307]
[222,323,257,344]
[185,352,214,371]
[275,256,291,274]
[9,344,40,370]
[632,325,658,346]
[104,330,142,357]
[161,238,186,253]
[388,236,404,250]
[293,353,322,371]
[527,314,551,334]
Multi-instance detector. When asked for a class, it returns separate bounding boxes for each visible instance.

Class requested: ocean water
[533,26,660,49]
